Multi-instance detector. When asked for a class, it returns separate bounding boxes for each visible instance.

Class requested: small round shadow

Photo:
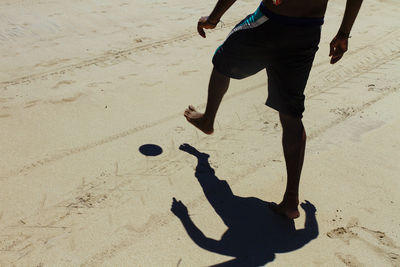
[139,144,163,156]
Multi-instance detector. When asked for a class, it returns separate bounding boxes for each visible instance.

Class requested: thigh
[212,8,273,79]
[266,49,317,118]
[265,23,321,117]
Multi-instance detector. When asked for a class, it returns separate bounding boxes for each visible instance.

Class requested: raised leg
[184,67,230,134]
[274,112,307,219]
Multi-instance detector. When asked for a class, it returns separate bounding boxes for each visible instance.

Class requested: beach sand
[1,0,399,266]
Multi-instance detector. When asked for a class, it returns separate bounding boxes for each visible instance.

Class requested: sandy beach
[1,0,399,266]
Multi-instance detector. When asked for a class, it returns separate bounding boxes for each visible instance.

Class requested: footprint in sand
[330,107,357,118]
[140,81,162,87]
[35,58,70,68]
[335,252,364,267]
[118,73,137,80]
[327,217,400,266]
[48,93,84,104]
[138,23,152,28]
[52,80,75,89]
[49,12,62,17]
[87,81,112,88]
[0,97,14,103]
[24,99,41,109]
[174,126,185,133]
[167,62,180,67]
[179,70,199,76]
[359,226,400,248]
[327,226,358,245]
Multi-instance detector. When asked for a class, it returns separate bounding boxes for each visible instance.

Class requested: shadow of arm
[178,214,226,254]
[293,208,319,245]
[277,201,319,253]
[171,197,227,254]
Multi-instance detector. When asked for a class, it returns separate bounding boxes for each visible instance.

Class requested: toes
[188,105,196,111]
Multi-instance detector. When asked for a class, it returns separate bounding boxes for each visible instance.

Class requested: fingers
[171,198,180,212]
[300,200,317,213]
[330,54,343,64]
[179,143,188,150]
[329,37,348,64]
[197,17,208,38]
[330,46,345,64]
[197,24,206,38]
[179,143,191,153]
[197,16,218,38]
[329,40,335,57]
[300,200,309,206]
[172,197,183,206]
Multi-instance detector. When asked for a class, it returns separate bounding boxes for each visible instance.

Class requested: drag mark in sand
[4,16,400,179]
[6,82,265,178]
[5,60,400,264]
[20,93,84,109]
[307,28,400,98]
[0,20,238,90]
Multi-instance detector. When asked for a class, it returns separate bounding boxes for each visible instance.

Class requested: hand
[329,34,349,64]
[197,16,218,38]
[300,200,317,214]
[171,197,189,218]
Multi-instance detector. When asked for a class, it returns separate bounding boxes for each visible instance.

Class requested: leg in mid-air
[184,67,230,135]
[273,112,306,219]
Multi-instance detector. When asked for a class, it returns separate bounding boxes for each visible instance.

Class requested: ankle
[202,114,214,125]
[283,192,299,205]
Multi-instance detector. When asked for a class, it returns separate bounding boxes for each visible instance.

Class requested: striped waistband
[259,2,324,27]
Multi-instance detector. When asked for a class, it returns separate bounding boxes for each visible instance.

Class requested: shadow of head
[172,144,319,266]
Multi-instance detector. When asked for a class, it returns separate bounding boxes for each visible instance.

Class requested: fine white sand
[1,0,399,266]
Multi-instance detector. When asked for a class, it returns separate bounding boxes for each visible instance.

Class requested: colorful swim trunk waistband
[259,2,324,27]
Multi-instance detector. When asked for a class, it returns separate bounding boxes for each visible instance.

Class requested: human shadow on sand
[171,144,318,266]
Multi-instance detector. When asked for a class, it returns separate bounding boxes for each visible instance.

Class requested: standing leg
[274,112,307,219]
[184,67,230,134]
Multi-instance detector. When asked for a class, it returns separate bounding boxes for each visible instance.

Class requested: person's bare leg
[273,112,307,219]
[184,67,230,134]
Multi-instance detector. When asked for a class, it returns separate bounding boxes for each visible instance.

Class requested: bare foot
[270,194,300,219]
[184,105,214,134]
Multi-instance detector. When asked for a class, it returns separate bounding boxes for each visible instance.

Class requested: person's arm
[197,0,237,38]
[329,0,363,64]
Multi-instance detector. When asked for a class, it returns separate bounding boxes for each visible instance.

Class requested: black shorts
[212,2,323,118]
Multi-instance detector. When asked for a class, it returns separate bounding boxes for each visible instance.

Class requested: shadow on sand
[171,144,319,266]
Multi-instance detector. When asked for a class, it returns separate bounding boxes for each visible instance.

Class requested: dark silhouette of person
[171,144,318,266]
